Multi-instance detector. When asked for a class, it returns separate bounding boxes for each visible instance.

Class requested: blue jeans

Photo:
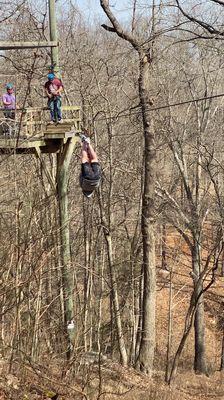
[48,96,62,122]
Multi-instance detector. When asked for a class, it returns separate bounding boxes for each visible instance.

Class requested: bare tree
[100,0,157,375]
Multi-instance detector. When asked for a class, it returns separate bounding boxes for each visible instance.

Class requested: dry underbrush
[0,354,224,400]
[1,232,223,400]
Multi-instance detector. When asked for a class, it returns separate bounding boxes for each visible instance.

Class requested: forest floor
[1,230,223,399]
[1,281,223,400]
[1,281,224,400]
[0,355,224,400]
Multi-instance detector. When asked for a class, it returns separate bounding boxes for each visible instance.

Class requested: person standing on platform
[44,73,63,124]
[2,83,16,120]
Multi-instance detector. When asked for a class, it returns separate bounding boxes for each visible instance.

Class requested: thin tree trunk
[97,117,128,366]
[110,290,114,358]
[135,54,156,376]
[97,245,105,353]
[31,264,43,361]
[9,202,22,372]
[192,237,207,374]
[135,265,143,361]
[130,258,137,365]
[168,243,219,384]
[161,223,167,270]
[105,233,128,366]
[221,249,224,277]
[165,268,173,382]
[1,249,14,355]
[131,0,137,33]
[220,324,224,371]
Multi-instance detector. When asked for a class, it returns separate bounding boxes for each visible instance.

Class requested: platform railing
[0,105,81,138]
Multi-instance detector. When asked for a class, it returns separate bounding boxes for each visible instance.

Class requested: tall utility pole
[48,0,75,358]
[0,0,76,361]
[48,0,59,71]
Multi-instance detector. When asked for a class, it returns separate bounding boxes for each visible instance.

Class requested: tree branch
[210,0,224,5]
[100,0,140,51]
[176,0,224,37]
[101,24,116,32]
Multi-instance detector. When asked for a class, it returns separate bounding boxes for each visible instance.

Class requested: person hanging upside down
[79,134,101,198]
[44,73,63,124]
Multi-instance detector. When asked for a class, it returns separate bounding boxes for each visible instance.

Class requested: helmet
[6,83,13,89]
[47,73,55,81]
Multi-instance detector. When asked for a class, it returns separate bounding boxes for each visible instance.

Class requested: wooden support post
[49,0,75,357]
[49,0,59,71]
[56,137,77,357]
[34,146,56,192]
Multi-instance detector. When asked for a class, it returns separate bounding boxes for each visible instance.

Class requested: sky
[75,0,103,16]
[74,0,133,24]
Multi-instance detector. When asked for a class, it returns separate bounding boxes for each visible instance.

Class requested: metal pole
[48,0,59,72]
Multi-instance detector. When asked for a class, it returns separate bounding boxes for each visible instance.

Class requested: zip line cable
[96,92,224,123]
[0,90,224,168]
[136,92,224,113]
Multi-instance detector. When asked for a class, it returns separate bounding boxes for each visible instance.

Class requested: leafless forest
[0,0,224,399]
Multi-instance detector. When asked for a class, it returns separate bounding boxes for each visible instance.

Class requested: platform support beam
[0,41,58,50]
[35,145,56,192]
[56,138,76,358]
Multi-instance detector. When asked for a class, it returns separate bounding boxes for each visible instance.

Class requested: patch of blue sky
[74,0,146,24]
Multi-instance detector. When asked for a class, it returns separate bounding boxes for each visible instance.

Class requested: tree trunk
[165,269,173,382]
[100,0,156,375]
[135,54,156,376]
[135,264,143,361]
[220,322,224,371]
[97,244,105,353]
[161,223,167,270]
[192,237,207,374]
[105,232,128,366]
[31,264,43,361]
[221,249,224,277]
[130,257,137,365]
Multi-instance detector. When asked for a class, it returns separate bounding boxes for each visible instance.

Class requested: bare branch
[210,0,224,5]
[101,24,116,32]
[0,0,26,23]
[100,0,140,51]
[176,0,224,37]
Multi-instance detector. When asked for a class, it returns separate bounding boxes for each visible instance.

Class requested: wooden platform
[0,118,81,154]
[0,105,81,154]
